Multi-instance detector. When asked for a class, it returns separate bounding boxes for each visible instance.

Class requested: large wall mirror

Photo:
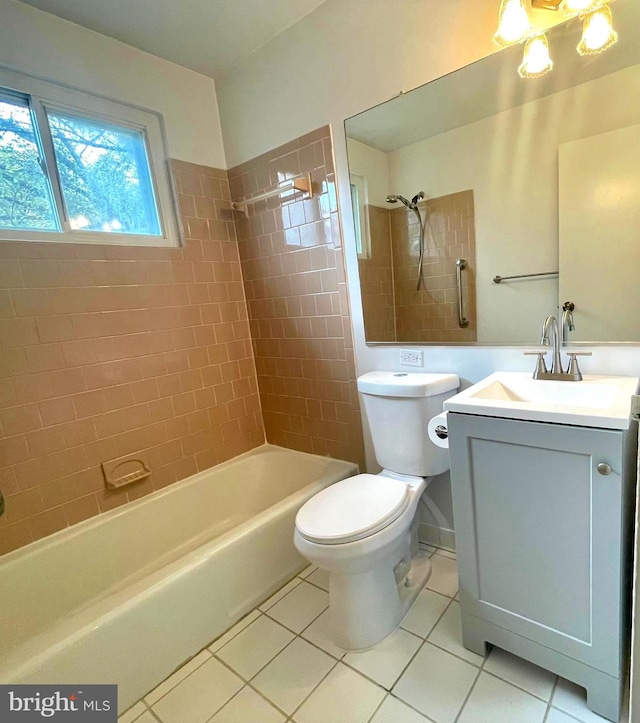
[344,0,639,345]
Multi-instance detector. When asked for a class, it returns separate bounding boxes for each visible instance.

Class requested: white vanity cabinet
[448,412,638,722]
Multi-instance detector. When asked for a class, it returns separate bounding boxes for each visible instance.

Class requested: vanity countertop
[444,371,639,429]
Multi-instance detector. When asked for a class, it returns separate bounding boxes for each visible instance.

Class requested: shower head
[386,194,411,208]
[386,192,425,210]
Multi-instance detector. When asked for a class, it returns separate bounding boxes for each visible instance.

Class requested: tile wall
[358,191,477,343]
[229,127,365,470]
[391,190,477,343]
[0,161,264,555]
[357,206,395,342]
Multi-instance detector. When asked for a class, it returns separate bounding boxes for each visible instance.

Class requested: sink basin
[444,372,639,429]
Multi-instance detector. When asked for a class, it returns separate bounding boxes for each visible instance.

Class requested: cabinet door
[448,413,624,676]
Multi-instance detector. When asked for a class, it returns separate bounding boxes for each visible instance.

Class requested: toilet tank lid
[357,371,459,398]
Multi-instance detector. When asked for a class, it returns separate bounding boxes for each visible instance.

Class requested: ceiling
[18,0,328,79]
[346,0,639,152]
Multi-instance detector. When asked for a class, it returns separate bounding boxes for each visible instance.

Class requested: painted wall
[346,139,390,209]
[0,0,226,168]
[217,0,640,536]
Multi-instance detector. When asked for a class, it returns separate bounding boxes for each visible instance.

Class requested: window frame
[350,173,371,260]
[0,67,182,247]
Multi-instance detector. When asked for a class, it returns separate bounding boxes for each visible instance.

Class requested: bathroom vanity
[445,372,639,722]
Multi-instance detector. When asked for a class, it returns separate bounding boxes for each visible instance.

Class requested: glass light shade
[493,0,532,47]
[563,0,600,13]
[518,35,554,78]
[577,5,618,55]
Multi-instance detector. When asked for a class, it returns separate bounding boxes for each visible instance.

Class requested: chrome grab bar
[456,258,469,329]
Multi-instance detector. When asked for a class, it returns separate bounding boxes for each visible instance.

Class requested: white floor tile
[151,657,243,723]
[457,672,547,723]
[434,548,457,560]
[216,615,294,680]
[299,564,317,578]
[484,647,556,701]
[294,663,385,723]
[552,678,611,722]
[209,611,261,653]
[547,709,584,723]
[145,650,212,705]
[400,588,450,638]
[306,567,330,592]
[300,609,346,659]
[210,686,285,723]
[426,554,459,598]
[418,543,437,555]
[427,601,484,666]
[370,695,429,723]
[118,701,147,722]
[133,713,156,723]
[393,643,478,723]
[259,578,302,612]
[343,628,422,690]
[267,581,329,633]
[252,637,335,714]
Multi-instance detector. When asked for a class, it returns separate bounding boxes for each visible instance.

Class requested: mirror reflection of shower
[386,192,426,291]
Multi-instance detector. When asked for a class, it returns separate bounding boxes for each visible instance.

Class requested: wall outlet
[631,394,640,419]
[400,349,424,367]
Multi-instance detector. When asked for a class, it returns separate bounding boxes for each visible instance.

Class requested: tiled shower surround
[229,127,365,470]
[359,190,477,343]
[0,130,363,555]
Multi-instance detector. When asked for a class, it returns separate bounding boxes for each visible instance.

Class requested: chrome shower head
[386,192,425,210]
[386,194,411,207]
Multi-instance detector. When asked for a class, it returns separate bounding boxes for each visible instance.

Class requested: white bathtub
[0,444,357,712]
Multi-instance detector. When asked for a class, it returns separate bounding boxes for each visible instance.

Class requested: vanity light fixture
[518,34,554,77]
[561,0,601,12]
[577,4,618,54]
[495,0,619,78]
[493,0,533,47]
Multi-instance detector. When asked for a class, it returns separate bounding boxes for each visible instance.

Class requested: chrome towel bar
[493,271,558,284]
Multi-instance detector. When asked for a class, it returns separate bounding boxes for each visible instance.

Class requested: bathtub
[0,444,357,712]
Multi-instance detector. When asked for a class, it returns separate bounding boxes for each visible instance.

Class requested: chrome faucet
[541,315,563,374]
[561,301,575,345]
[524,313,591,381]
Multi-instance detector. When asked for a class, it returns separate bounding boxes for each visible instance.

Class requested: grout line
[481,667,557,704]
[453,662,483,723]
[543,678,561,722]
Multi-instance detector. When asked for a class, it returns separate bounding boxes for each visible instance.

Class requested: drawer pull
[597,463,612,476]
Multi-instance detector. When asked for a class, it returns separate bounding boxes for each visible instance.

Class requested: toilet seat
[295,474,410,545]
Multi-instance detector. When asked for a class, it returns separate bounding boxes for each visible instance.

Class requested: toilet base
[329,549,432,651]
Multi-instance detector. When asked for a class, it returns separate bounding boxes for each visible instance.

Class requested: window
[350,173,371,259]
[0,68,181,246]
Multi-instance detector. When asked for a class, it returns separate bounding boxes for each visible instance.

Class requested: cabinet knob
[597,463,612,476]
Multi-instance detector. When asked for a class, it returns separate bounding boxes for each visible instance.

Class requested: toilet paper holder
[434,425,448,440]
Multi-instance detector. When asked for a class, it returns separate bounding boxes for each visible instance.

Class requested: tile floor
[119,545,621,723]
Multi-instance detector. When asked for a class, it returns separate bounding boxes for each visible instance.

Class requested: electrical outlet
[631,394,640,419]
[400,349,424,367]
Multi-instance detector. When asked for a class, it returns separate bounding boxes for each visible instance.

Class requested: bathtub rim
[0,443,357,566]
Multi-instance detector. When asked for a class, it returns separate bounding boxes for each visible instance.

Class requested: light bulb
[577,4,618,55]
[518,34,554,78]
[493,0,532,47]
[563,0,600,13]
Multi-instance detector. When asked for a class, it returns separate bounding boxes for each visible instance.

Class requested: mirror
[344,0,640,345]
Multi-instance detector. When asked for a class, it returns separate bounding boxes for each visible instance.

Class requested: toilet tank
[357,371,459,477]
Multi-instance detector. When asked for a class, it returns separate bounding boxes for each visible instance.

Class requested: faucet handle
[565,351,592,380]
[524,351,548,377]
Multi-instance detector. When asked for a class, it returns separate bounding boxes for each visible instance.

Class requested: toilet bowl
[294,371,459,651]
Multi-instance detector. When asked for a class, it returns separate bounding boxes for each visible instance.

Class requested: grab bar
[456,258,469,329]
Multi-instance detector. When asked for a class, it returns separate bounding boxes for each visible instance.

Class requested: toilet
[294,371,459,650]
